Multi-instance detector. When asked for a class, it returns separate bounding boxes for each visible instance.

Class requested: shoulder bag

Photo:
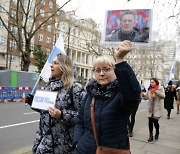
[90,97,131,154]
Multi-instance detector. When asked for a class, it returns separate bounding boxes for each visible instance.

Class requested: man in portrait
[105,10,150,43]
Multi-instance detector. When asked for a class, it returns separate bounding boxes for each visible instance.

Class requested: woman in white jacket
[141,78,165,142]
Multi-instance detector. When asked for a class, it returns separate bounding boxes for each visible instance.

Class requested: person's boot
[129,131,133,137]
[155,131,159,140]
[148,134,153,142]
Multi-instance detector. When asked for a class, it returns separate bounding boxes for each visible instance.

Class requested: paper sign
[31,90,58,110]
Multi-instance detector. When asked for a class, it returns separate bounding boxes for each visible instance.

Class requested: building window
[11,55,16,62]
[28,17,33,24]
[46,36,51,43]
[0,36,5,45]
[46,48,51,55]
[11,25,18,35]
[48,13,53,20]
[9,39,17,50]
[41,0,45,5]
[40,9,44,17]
[85,69,88,78]
[47,25,51,32]
[38,34,43,41]
[48,13,51,18]
[12,0,17,5]
[11,10,16,19]
[86,54,88,64]
[49,1,53,9]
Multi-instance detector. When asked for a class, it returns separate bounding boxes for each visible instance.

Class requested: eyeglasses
[93,67,113,74]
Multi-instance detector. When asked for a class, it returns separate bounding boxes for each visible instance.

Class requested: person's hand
[151,92,156,98]
[141,92,145,97]
[114,40,132,63]
[48,107,62,119]
[25,94,34,106]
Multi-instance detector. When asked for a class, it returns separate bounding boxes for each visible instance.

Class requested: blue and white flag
[165,64,175,86]
[40,34,66,82]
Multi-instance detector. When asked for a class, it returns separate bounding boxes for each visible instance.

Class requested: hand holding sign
[48,107,62,119]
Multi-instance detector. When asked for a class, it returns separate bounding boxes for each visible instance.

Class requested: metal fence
[0,86,45,102]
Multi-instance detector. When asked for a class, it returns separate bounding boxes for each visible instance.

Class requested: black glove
[25,94,34,106]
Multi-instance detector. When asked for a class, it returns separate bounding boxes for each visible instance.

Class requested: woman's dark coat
[32,78,86,154]
[73,62,141,154]
[164,86,177,110]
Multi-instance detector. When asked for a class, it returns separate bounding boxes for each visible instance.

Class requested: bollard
[21,92,25,103]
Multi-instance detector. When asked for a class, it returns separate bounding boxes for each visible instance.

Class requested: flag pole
[31,76,41,95]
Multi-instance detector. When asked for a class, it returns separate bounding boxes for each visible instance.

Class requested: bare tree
[0,0,72,71]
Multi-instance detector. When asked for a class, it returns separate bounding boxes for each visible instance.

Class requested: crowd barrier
[0,86,45,102]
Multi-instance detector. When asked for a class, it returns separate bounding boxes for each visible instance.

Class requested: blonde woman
[74,41,141,154]
[25,54,86,154]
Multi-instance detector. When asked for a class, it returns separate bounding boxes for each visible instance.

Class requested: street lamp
[67,25,79,53]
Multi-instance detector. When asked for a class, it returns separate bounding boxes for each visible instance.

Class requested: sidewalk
[130,108,180,154]
[20,108,180,154]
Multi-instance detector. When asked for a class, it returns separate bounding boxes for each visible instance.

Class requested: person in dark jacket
[164,80,177,119]
[25,54,86,154]
[73,40,141,154]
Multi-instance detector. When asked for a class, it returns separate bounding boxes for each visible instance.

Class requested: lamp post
[67,25,78,53]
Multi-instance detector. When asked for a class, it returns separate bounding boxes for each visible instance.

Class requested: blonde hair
[57,54,74,90]
[92,55,115,70]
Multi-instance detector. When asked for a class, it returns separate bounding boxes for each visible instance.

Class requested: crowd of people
[25,40,180,153]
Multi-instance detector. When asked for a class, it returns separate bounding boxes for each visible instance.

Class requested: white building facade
[0,0,9,69]
[55,10,102,84]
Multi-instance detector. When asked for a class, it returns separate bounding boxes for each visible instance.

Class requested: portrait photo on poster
[101,9,152,46]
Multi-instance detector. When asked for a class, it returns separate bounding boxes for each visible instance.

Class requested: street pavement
[16,107,180,154]
[130,108,180,154]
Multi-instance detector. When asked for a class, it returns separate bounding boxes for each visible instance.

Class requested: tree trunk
[21,39,31,71]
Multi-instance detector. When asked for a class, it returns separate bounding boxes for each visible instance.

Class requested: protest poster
[31,90,58,110]
[101,9,152,46]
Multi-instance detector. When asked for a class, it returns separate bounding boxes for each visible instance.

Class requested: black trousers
[148,117,159,135]
[128,105,139,132]
[166,109,171,117]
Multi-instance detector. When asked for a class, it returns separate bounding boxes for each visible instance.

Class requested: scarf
[148,85,159,113]
[88,79,119,99]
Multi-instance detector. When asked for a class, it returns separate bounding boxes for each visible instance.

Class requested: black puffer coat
[74,62,141,154]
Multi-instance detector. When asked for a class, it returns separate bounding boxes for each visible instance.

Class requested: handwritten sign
[31,90,58,110]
